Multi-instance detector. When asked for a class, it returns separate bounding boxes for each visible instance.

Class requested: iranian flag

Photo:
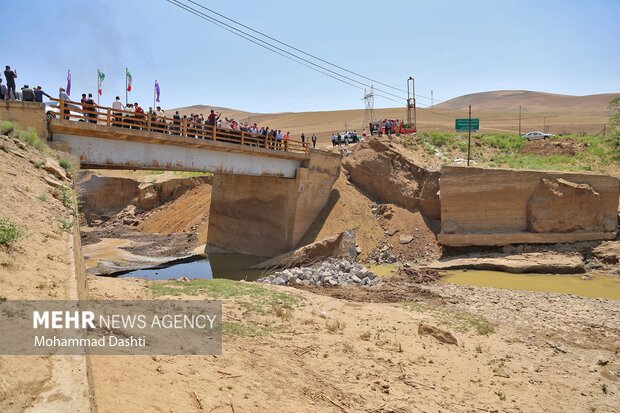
[126,68,133,92]
[97,69,105,95]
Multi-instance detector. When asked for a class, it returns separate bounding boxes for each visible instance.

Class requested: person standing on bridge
[4,66,17,100]
[134,102,145,129]
[58,87,70,119]
[112,96,125,127]
[21,85,35,102]
[311,134,317,149]
[173,111,181,135]
[86,93,97,123]
[207,109,220,127]
[0,79,6,100]
[34,86,51,103]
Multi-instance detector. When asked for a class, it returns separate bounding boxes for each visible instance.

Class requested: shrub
[58,159,74,173]
[0,218,24,247]
[0,120,14,135]
[55,185,74,209]
[16,129,46,152]
[59,219,74,232]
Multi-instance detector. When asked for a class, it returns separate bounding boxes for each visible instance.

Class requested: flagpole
[97,69,100,106]
[153,80,156,110]
[125,68,128,106]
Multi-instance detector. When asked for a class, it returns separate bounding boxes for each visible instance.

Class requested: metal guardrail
[47,98,309,154]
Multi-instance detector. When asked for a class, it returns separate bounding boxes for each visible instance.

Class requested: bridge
[42,98,341,257]
[2,99,342,257]
[46,98,311,178]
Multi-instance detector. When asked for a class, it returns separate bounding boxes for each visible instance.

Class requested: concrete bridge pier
[206,151,341,257]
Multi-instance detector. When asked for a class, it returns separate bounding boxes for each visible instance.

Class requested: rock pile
[257,258,377,287]
[367,244,397,264]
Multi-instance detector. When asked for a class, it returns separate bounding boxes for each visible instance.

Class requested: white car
[523,131,554,141]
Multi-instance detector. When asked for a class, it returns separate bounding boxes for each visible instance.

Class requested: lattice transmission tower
[362,86,375,130]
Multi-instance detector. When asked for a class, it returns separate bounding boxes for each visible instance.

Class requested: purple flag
[155,80,160,103]
[67,70,72,96]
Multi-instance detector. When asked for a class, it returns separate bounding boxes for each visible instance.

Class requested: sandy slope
[0,135,91,412]
[86,275,620,413]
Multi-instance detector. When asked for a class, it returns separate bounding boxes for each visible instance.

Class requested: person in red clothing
[207,109,221,126]
[134,102,145,129]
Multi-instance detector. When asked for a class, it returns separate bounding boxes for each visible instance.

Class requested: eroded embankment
[78,172,213,274]
[0,131,92,412]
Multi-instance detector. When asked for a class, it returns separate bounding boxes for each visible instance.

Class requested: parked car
[523,131,554,141]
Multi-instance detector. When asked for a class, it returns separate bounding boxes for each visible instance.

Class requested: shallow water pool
[442,270,620,300]
[115,253,268,281]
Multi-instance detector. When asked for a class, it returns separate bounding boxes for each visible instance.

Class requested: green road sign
[455,118,480,132]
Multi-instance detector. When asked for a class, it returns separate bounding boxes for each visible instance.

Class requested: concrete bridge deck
[45,98,314,177]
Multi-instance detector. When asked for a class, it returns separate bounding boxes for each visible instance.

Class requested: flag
[126,68,132,92]
[97,69,105,95]
[155,80,160,103]
[66,70,71,96]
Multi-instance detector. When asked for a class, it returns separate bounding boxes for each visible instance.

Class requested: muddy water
[115,254,267,281]
[83,237,267,280]
[443,270,620,300]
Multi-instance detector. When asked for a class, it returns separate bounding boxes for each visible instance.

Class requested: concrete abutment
[206,151,341,257]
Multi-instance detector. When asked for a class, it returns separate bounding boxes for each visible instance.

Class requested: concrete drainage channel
[27,208,94,413]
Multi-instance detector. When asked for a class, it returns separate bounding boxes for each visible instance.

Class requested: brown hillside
[436,90,620,112]
[166,90,619,140]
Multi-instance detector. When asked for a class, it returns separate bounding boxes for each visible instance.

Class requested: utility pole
[406,77,412,128]
[467,105,472,167]
[412,77,417,132]
[431,90,434,107]
[518,105,522,135]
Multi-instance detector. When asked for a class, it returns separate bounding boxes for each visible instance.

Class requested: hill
[436,90,620,112]
[167,90,620,140]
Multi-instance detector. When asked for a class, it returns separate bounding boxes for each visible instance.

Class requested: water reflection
[116,253,267,281]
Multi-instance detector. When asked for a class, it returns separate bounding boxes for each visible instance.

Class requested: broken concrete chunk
[527,178,603,233]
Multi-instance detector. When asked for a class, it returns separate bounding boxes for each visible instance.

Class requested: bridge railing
[47,98,310,154]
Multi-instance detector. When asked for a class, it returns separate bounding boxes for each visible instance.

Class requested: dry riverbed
[86,272,620,413]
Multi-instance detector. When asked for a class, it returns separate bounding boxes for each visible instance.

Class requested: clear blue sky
[5,0,620,113]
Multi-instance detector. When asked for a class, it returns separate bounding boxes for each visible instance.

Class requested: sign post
[455,109,480,166]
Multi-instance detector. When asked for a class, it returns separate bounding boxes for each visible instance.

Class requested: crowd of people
[370,119,404,136]
[3,65,339,150]
[1,65,52,102]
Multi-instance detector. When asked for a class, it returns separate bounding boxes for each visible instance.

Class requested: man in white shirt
[58,87,71,119]
[112,96,125,126]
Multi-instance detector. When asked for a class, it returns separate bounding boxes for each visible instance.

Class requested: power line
[184,0,413,96]
[167,0,443,105]
[168,0,408,103]
[184,0,446,105]
[167,1,404,104]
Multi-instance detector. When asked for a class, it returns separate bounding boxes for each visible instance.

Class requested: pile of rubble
[257,258,377,287]
[367,244,398,264]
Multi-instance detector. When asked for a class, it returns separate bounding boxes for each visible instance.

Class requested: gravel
[257,258,377,286]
